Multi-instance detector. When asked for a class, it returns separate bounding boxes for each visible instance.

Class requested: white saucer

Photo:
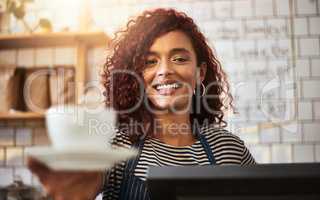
[25,146,137,171]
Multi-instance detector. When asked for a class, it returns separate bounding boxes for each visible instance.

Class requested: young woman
[28,8,255,200]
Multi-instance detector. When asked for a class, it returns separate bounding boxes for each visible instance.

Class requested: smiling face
[143,30,206,113]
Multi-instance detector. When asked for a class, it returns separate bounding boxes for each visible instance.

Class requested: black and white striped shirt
[102,124,256,199]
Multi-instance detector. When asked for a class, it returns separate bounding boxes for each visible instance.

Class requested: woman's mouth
[152,82,183,95]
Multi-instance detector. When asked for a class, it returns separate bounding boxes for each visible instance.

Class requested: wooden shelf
[0,31,110,120]
[0,31,110,49]
[0,112,45,120]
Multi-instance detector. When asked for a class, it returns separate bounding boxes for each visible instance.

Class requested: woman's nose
[156,59,174,76]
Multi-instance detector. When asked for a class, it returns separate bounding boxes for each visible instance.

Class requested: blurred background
[0,0,319,196]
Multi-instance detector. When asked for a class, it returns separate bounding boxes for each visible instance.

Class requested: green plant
[5,0,52,33]
[6,0,33,19]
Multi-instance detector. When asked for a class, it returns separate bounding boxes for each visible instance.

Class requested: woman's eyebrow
[146,48,191,57]
[169,48,191,56]
[146,51,158,58]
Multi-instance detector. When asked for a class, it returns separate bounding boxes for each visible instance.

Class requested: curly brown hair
[102,8,233,142]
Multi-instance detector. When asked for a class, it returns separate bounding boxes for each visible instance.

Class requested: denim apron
[119,132,216,200]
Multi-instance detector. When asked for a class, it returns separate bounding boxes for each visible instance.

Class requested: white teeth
[155,83,181,90]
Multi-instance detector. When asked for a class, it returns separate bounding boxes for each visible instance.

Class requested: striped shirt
[102,124,256,199]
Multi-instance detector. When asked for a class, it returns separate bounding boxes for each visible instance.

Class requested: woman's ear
[199,62,207,82]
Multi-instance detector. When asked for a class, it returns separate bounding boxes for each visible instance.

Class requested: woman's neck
[152,112,196,146]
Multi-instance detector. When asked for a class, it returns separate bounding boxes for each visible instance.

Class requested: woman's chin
[148,99,190,113]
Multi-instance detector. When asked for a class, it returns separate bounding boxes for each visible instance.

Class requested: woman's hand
[27,157,103,200]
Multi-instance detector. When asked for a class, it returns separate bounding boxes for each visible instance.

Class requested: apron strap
[125,138,145,174]
[198,133,216,165]
[119,138,149,200]
[195,125,216,165]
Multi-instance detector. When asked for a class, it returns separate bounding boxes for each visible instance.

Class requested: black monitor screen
[147,163,320,200]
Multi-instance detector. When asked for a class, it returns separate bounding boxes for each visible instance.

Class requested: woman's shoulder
[199,123,256,165]
[110,128,133,148]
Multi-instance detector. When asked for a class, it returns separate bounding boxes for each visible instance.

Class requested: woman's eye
[172,57,188,63]
[145,59,157,66]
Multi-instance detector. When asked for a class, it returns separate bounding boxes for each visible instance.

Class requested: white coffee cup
[46,105,116,151]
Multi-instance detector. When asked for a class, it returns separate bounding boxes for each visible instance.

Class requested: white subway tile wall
[16,128,33,146]
[293,144,315,162]
[304,123,320,142]
[275,0,290,16]
[294,17,308,35]
[302,80,320,98]
[315,101,320,119]
[87,47,106,82]
[272,144,293,163]
[6,147,24,166]
[17,48,35,67]
[299,38,320,56]
[298,101,313,120]
[0,149,5,166]
[295,59,310,77]
[0,168,13,186]
[233,0,254,17]
[213,1,232,18]
[281,122,302,143]
[35,48,54,67]
[0,120,48,186]
[189,2,213,21]
[54,47,77,66]
[237,129,260,144]
[13,167,33,185]
[0,50,16,66]
[0,128,14,146]
[295,0,317,15]
[316,145,320,162]
[311,58,320,76]
[309,17,320,35]
[0,0,319,191]
[260,127,281,143]
[254,0,274,16]
[248,144,271,163]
